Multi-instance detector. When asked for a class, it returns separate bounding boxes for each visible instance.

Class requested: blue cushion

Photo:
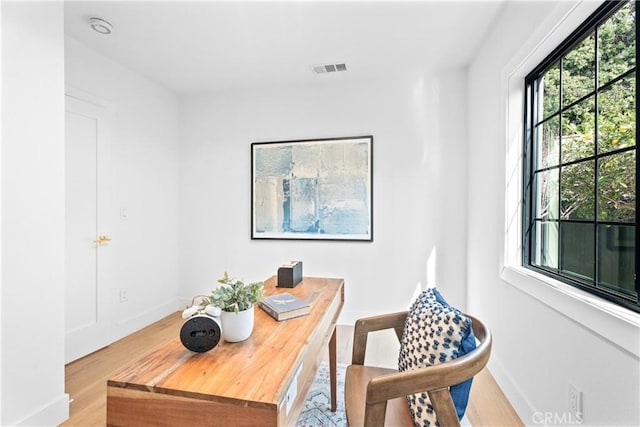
[398,288,476,426]
[432,289,476,419]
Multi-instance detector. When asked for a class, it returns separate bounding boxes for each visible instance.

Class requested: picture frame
[251,135,373,241]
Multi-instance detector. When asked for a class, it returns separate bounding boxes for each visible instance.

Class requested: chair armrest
[367,325,491,403]
[351,311,408,365]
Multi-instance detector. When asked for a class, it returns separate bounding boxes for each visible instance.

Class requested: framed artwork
[251,135,373,241]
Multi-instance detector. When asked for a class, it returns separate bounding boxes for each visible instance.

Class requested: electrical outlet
[569,383,582,415]
[119,289,129,303]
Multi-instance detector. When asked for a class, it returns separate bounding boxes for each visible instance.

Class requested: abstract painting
[252,136,373,241]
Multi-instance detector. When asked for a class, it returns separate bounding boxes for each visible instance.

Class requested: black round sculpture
[180,315,221,353]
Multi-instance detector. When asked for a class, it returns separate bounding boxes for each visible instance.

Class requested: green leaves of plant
[209,272,264,313]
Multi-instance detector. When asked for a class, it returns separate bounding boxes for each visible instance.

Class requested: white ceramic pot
[220,306,254,342]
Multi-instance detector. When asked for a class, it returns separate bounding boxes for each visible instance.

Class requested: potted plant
[207,272,264,342]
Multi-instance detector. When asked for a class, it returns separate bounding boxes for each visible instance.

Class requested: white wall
[65,37,181,340]
[468,2,640,426]
[179,70,469,323]
[1,2,69,425]
[1,2,4,422]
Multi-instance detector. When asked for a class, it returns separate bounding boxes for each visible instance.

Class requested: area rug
[296,362,347,427]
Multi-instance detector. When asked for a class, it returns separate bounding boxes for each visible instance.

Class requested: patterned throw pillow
[398,288,476,427]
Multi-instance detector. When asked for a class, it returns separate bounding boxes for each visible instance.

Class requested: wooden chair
[345,311,492,426]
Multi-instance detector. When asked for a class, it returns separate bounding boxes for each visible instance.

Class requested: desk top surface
[107,276,344,408]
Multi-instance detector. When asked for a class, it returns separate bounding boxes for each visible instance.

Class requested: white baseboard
[179,296,198,310]
[176,305,379,330]
[178,303,371,327]
[114,299,180,342]
[13,393,69,427]
[487,356,534,425]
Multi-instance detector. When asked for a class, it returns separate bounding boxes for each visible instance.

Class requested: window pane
[537,62,560,120]
[598,151,636,222]
[534,169,559,219]
[598,224,636,299]
[561,161,595,220]
[535,117,560,168]
[598,1,636,86]
[598,74,636,154]
[563,34,595,106]
[562,97,595,163]
[532,221,558,269]
[560,222,595,281]
[525,1,638,313]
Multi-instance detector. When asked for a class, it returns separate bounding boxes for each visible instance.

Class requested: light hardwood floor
[62,311,523,426]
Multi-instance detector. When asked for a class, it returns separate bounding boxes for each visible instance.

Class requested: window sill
[500,265,640,357]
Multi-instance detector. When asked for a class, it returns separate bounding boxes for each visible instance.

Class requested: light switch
[120,208,128,220]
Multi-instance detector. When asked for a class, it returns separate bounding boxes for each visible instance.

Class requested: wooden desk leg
[329,326,337,412]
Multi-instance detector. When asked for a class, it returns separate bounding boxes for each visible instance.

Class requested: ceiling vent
[313,63,348,74]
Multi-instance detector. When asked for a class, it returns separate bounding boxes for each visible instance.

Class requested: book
[259,292,311,321]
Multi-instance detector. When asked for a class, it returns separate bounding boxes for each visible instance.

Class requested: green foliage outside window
[536,2,636,224]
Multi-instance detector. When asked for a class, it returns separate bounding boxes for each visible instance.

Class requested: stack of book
[259,293,311,321]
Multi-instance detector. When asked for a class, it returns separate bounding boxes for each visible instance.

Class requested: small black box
[277,261,303,288]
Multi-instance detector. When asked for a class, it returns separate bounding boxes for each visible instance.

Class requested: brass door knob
[93,235,111,245]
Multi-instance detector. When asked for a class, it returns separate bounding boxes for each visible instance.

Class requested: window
[523,1,638,313]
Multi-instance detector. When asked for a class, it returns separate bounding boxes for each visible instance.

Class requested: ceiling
[64,1,505,95]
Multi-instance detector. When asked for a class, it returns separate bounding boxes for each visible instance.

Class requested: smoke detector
[313,63,348,74]
[90,17,113,35]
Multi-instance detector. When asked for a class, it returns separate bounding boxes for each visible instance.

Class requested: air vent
[313,63,348,74]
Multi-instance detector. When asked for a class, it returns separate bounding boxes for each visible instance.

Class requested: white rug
[296,362,347,427]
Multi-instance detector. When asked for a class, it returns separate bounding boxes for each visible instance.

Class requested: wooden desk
[106,276,344,426]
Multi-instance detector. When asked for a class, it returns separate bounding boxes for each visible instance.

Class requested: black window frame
[523,0,639,313]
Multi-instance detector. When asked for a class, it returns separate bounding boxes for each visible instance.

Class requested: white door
[65,90,114,363]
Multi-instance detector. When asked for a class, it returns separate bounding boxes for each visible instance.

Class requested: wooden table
[106,276,344,426]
